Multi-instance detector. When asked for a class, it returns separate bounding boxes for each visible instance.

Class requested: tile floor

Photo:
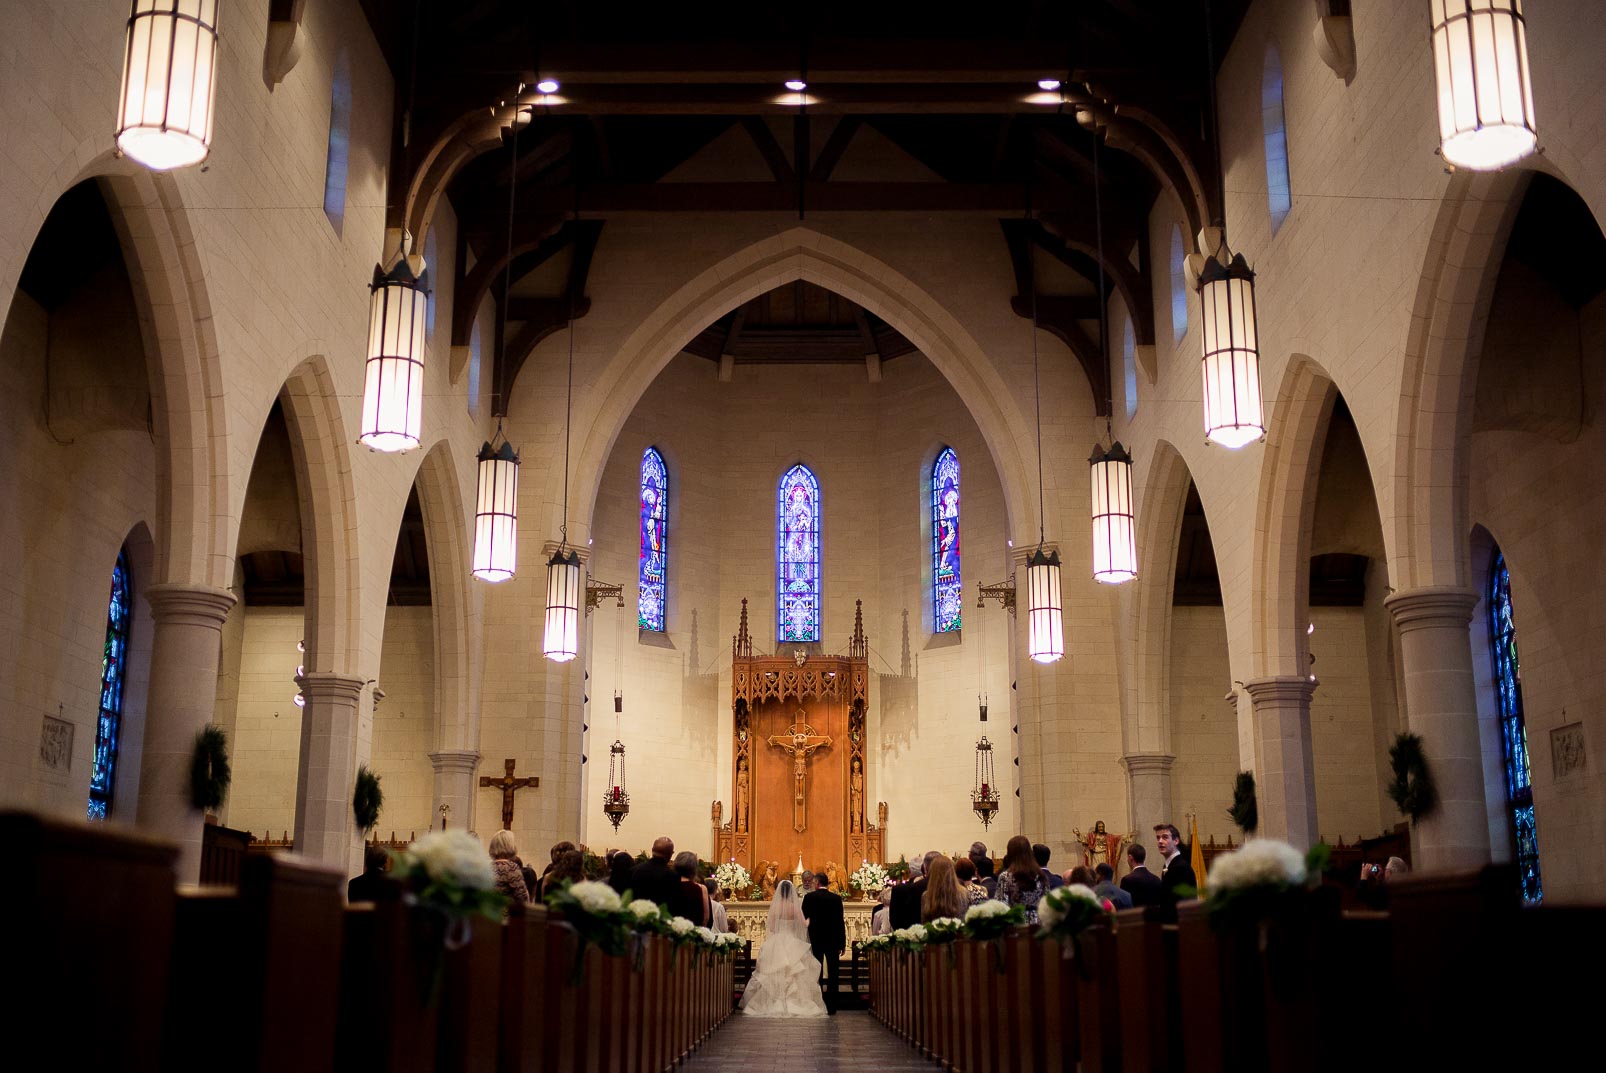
[682,1010,935,1070]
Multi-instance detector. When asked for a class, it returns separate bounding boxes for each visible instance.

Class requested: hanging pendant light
[1089,442,1138,583]
[472,435,520,582]
[114,0,220,171]
[1198,250,1266,448]
[359,254,428,452]
[1431,1,1538,171]
[543,546,582,661]
[1025,548,1064,663]
[972,735,1000,828]
[603,739,630,830]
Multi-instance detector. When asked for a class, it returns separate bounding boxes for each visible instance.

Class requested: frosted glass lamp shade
[1431,1,1537,171]
[472,441,520,582]
[1025,547,1064,664]
[360,262,428,453]
[543,548,582,662]
[1089,443,1138,584]
[1198,254,1266,449]
[115,0,220,170]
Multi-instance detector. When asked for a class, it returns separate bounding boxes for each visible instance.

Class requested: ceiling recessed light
[1037,79,1062,91]
[536,79,560,94]
[785,78,808,92]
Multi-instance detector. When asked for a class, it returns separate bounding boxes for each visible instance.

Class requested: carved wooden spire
[851,599,867,659]
[734,597,752,659]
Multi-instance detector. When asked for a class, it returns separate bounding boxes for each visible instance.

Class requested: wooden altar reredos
[713,599,886,877]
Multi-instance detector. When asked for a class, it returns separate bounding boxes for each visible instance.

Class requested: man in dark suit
[347,844,394,903]
[1155,823,1196,904]
[1120,844,1162,908]
[889,850,940,930]
[630,837,683,908]
[1033,843,1065,890]
[667,851,710,925]
[800,871,846,1015]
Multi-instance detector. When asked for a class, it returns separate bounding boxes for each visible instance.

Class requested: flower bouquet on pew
[1037,884,1112,969]
[390,830,509,945]
[544,879,636,982]
[1203,838,1330,932]
[890,923,928,954]
[923,916,965,965]
[963,899,1027,972]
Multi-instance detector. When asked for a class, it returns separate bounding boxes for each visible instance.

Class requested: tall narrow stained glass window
[638,447,669,632]
[932,447,962,633]
[777,464,821,642]
[88,550,132,820]
[1489,550,1542,904]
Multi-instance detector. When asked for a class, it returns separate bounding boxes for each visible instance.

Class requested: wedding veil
[766,879,809,942]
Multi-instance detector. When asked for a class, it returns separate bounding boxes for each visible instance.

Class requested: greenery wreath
[353,765,384,833]
[189,724,231,812]
[1227,770,1259,833]
[1387,732,1438,821]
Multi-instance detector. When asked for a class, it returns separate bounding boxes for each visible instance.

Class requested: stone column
[429,750,482,836]
[1121,753,1175,857]
[293,672,366,871]
[1384,586,1490,871]
[135,583,237,881]
[1242,676,1319,849]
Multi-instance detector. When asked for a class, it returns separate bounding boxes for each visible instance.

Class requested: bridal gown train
[739,881,828,1018]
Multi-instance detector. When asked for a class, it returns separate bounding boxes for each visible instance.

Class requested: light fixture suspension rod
[560,191,577,545]
[493,97,523,419]
[1204,0,1225,236]
[1027,183,1045,547]
[1093,133,1111,440]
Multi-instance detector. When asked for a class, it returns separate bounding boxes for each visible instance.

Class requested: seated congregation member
[607,849,635,896]
[704,878,731,932]
[516,855,538,898]
[890,851,941,930]
[1093,862,1132,909]
[538,839,577,897]
[871,888,893,935]
[669,851,710,925]
[543,848,585,899]
[489,829,531,904]
[920,855,968,922]
[1066,865,1097,888]
[995,835,1046,924]
[954,857,990,905]
[1033,842,1064,890]
[968,841,997,898]
[1121,844,1161,907]
[631,837,684,907]
[347,844,393,903]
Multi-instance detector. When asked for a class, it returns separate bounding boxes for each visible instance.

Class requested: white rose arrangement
[713,861,752,893]
[695,926,719,945]
[922,916,965,945]
[389,830,507,929]
[627,898,662,921]
[962,897,1026,941]
[1037,883,1109,940]
[568,880,623,915]
[1203,837,1327,931]
[544,876,637,968]
[669,916,696,936]
[850,860,890,893]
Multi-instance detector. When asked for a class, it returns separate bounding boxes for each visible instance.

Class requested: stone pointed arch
[1126,438,1197,756]
[409,440,479,752]
[570,228,1036,541]
[278,357,362,675]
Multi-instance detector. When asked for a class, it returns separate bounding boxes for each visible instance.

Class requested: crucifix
[479,759,538,830]
[767,719,832,833]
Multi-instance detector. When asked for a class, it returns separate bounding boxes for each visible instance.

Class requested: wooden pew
[1112,906,1180,1073]
[335,892,443,1073]
[7,811,178,1073]
[163,852,346,1073]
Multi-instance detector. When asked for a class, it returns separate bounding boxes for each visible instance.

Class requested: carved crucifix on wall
[479,759,538,830]
[767,720,832,833]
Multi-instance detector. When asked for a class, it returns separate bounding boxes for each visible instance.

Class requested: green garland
[1228,770,1259,833]
[353,765,384,832]
[1387,732,1438,821]
[189,725,231,811]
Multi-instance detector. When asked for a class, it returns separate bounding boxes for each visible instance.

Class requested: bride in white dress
[738,880,828,1018]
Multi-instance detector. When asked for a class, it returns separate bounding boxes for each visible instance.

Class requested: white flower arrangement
[850,859,890,891]
[962,897,1027,941]
[567,880,623,915]
[1208,838,1307,893]
[668,916,696,936]
[695,926,719,945]
[713,861,752,891]
[627,898,662,921]
[388,830,507,930]
[923,917,965,944]
[1037,883,1108,939]
[404,830,496,891]
[964,899,1012,921]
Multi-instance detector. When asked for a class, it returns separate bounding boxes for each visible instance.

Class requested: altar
[725,899,879,956]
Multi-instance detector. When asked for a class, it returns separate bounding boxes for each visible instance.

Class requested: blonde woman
[920,855,968,922]
[488,829,531,904]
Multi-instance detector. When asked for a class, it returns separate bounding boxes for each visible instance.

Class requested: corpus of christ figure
[480,758,538,830]
[767,719,832,833]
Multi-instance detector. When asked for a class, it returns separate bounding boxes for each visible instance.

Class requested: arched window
[1488,550,1542,904]
[322,50,352,234]
[777,464,821,642]
[88,549,132,820]
[1170,224,1189,345]
[467,320,482,418]
[932,447,962,633]
[1122,316,1139,420]
[425,228,439,338]
[638,447,669,632]
[1263,45,1292,233]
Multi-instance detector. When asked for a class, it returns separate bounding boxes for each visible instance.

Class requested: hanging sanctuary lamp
[603,739,630,830]
[114,0,220,171]
[1430,0,1538,171]
[971,736,1000,828]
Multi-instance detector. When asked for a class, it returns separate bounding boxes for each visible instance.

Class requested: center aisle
[683,1011,931,1071]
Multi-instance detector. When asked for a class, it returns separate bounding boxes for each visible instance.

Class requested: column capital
[1242,675,1316,705]
[1120,753,1176,776]
[1385,585,1478,633]
[428,750,482,775]
[300,672,366,705]
[145,583,236,629]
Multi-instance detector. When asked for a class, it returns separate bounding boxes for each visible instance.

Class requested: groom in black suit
[800,871,845,1015]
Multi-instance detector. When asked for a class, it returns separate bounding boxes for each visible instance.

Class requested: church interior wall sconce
[977,574,1017,615]
[585,575,625,615]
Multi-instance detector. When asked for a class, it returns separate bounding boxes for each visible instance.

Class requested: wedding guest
[890,851,942,930]
[1093,862,1132,910]
[1033,843,1064,890]
[871,888,893,935]
[1155,823,1195,904]
[968,842,996,898]
[489,829,531,904]
[607,849,635,896]
[704,878,731,932]
[995,835,1045,924]
[669,851,710,926]
[347,844,393,903]
[538,839,577,898]
[921,856,968,922]
[514,854,538,898]
[544,849,584,898]
[954,857,990,905]
[1067,865,1097,887]
[1120,844,1161,907]
[631,837,683,907]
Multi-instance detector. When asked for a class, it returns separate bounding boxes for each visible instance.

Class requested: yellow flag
[1189,813,1207,892]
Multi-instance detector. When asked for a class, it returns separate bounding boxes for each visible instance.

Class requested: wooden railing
[12,810,736,1073]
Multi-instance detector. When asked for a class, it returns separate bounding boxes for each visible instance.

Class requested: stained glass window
[1263,45,1292,234]
[638,447,669,632]
[777,464,821,642]
[1489,550,1542,904]
[88,550,131,820]
[932,447,962,633]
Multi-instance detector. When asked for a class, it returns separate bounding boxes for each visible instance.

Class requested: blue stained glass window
[1489,550,1542,904]
[777,464,821,642]
[1263,45,1292,234]
[1170,225,1189,345]
[322,50,352,235]
[88,550,132,820]
[932,447,962,633]
[639,447,669,632]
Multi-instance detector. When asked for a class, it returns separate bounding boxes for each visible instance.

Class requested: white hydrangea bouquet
[708,930,744,959]
[922,916,965,945]
[1204,838,1330,932]
[1037,883,1111,943]
[713,860,751,895]
[390,830,507,936]
[859,934,892,955]
[850,859,890,896]
[543,878,635,971]
[890,923,929,952]
[961,898,1026,942]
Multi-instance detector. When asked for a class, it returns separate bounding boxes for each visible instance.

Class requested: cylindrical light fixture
[1198,252,1266,449]
[543,547,582,662]
[114,0,220,170]
[1431,0,1538,171]
[1089,441,1138,584]
[1025,547,1064,664]
[472,440,520,582]
[360,260,428,453]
